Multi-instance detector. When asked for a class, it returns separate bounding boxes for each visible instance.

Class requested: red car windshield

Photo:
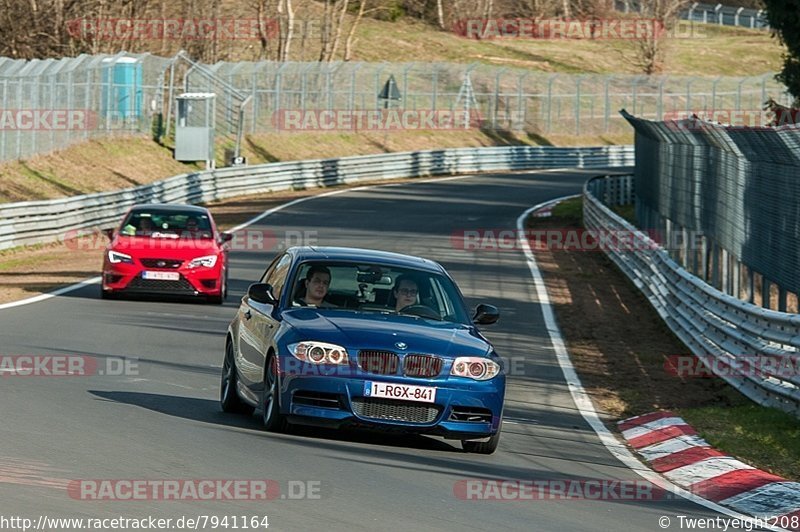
[119,209,213,239]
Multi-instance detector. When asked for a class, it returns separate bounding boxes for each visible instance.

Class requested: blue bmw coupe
[220,246,505,453]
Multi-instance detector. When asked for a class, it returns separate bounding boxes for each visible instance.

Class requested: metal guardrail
[584,174,800,417]
[615,1,768,29]
[0,145,634,251]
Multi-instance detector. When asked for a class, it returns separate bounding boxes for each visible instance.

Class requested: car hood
[282,309,491,358]
[110,235,219,256]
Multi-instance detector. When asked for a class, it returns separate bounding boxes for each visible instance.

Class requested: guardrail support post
[681,227,690,269]
[700,236,708,282]
[762,277,771,309]
[745,267,755,304]
[779,287,788,313]
[721,248,730,295]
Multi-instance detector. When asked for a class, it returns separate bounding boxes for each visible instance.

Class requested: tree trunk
[344,0,367,61]
[281,0,295,61]
[328,0,350,61]
[319,0,332,61]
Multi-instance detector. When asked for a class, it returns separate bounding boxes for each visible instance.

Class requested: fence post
[762,277,771,309]
[575,76,582,136]
[721,248,729,295]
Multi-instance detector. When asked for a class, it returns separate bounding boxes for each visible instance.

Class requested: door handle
[244,310,252,320]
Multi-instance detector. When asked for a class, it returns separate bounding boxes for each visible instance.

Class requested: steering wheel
[398,304,440,320]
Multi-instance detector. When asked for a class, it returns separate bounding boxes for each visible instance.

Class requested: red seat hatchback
[101,204,232,303]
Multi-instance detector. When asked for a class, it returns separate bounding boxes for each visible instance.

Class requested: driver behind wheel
[295,265,337,308]
[393,274,419,312]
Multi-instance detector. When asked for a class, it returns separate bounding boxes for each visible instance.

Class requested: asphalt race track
[0,169,746,531]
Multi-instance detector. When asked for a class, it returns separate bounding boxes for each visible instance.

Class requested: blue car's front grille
[351,398,440,424]
[357,351,399,375]
[403,354,443,378]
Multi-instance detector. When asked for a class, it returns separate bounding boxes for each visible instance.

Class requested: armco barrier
[584,174,800,417]
[0,145,633,251]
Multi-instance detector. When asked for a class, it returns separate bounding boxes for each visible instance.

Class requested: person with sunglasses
[392,274,420,312]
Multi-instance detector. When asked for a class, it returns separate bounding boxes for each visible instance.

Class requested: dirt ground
[525,203,748,420]
[527,199,800,481]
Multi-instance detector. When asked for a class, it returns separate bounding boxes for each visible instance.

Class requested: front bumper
[278,360,505,440]
[102,260,222,296]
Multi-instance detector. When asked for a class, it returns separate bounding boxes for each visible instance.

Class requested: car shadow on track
[88,390,461,453]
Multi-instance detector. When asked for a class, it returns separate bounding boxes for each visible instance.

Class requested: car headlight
[450,357,501,381]
[187,255,218,269]
[288,342,349,365]
[107,250,134,264]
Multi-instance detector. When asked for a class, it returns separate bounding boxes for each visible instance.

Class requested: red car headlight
[107,250,134,264]
[187,255,218,269]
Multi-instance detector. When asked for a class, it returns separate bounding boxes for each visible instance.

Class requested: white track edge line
[0,169,568,311]
[515,196,789,531]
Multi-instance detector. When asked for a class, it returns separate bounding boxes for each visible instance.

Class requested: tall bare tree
[622,0,692,74]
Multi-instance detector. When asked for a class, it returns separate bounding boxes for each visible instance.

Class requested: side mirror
[220,232,233,243]
[103,228,115,240]
[473,304,500,325]
[248,283,278,306]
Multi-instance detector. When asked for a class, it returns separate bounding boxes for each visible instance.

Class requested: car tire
[262,352,288,432]
[462,422,502,455]
[100,288,117,300]
[209,273,226,305]
[220,340,255,415]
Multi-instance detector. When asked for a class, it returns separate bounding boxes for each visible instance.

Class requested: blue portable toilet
[101,57,143,121]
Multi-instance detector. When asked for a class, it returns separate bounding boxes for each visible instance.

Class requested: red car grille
[357,351,399,375]
[140,258,183,269]
[127,275,194,293]
[403,354,443,378]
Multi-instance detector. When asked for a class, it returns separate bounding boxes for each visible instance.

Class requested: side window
[264,254,292,302]
[260,254,285,283]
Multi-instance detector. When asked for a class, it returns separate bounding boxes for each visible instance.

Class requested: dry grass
[0,136,198,203]
[0,128,634,204]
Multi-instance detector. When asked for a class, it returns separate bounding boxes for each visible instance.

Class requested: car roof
[129,203,210,214]
[288,246,445,274]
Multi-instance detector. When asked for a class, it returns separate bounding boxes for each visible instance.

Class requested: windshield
[288,261,471,325]
[119,209,213,239]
